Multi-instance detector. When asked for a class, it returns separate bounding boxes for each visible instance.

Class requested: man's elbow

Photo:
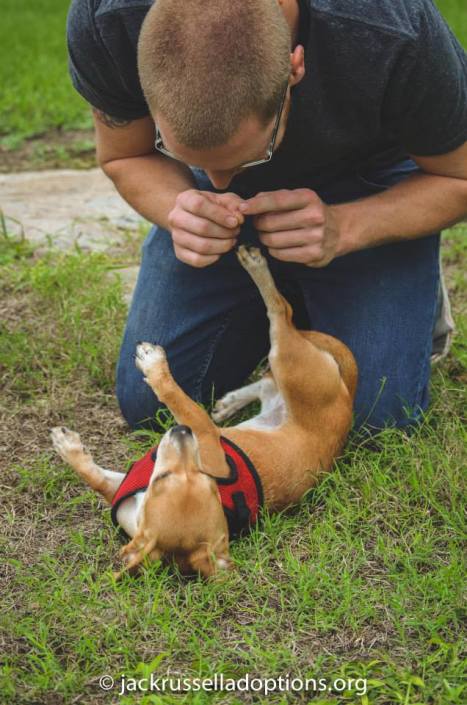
[98,154,122,181]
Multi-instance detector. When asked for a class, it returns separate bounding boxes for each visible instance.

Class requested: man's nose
[205,170,236,190]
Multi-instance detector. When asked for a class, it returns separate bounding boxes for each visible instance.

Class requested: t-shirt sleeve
[385,1,467,156]
[66,0,149,119]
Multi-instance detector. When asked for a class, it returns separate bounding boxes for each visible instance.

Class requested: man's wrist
[330,193,406,256]
[330,200,370,257]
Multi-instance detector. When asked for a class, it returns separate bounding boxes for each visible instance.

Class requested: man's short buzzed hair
[137,0,291,149]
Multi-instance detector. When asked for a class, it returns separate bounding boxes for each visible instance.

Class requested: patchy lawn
[0,129,96,173]
[0,224,465,705]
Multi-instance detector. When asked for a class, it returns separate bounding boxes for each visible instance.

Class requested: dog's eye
[153,471,172,483]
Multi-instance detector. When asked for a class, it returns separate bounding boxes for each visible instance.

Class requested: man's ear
[290,44,305,87]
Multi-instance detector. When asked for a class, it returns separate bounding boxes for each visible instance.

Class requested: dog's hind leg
[51,427,124,503]
[211,375,277,423]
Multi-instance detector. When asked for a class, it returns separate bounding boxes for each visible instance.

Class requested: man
[67,0,467,433]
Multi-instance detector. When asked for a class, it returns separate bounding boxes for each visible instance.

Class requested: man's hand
[168,190,245,267]
[241,189,340,267]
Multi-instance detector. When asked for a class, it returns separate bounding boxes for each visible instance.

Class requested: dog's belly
[236,392,286,431]
[116,492,145,537]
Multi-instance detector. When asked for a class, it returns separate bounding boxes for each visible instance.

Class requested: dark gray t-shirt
[67,0,467,193]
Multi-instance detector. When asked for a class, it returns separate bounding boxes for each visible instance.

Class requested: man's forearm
[102,153,196,230]
[333,172,467,256]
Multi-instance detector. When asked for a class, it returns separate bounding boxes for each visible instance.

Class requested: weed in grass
[0,212,32,264]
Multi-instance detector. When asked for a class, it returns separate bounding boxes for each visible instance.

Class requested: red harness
[111,436,263,538]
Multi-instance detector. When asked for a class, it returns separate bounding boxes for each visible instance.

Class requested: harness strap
[110,436,263,538]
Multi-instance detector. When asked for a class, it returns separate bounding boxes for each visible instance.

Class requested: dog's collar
[110,436,263,539]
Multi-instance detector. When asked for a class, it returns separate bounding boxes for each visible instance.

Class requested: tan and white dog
[51,246,357,578]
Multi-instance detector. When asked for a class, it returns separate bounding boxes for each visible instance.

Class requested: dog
[51,246,357,578]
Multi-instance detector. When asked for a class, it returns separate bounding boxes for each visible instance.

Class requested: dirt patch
[0,283,130,478]
[0,390,129,482]
[0,129,96,173]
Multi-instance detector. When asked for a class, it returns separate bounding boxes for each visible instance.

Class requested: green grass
[0,239,126,397]
[0,0,92,144]
[0,1,465,145]
[1,2,465,702]
[437,0,467,40]
[0,226,466,704]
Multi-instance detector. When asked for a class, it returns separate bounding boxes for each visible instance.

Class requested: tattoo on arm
[93,109,132,128]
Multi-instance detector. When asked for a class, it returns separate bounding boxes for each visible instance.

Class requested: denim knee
[353,375,430,436]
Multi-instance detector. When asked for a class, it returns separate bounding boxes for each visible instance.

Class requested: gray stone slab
[0,168,146,301]
[0,168,145,251]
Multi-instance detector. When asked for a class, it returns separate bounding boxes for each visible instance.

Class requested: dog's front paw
[237,245,266,271]
[135,342,167,377]
[51,426,87,463]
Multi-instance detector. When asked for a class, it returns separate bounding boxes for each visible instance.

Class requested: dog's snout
[170,425,193,437]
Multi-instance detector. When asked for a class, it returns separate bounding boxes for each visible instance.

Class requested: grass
[1,2,466,702]
[438,0,467,37]
[0,1,465,148]
[0,0,92,146]
[0,224,465,704]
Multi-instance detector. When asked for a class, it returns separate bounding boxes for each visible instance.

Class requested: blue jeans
[116,161,440,434]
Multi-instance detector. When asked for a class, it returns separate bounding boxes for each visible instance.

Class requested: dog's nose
[170,425,193,437]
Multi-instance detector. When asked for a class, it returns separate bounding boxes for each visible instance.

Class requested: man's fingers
[240,189,319,216]
[173,230,237,257]
[173,244,221,268]
[254,207,325,233]
[173,210,241,239]
[170,189,247,267]
[259,228,321,250]
[267,245,331,267]
[179,190,241,227]
[205,191,246,225]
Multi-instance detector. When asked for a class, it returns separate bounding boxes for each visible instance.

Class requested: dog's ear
[187,546,232,578]
[114,535,160,580]
[186,546,215,577]
[215,555,233,573]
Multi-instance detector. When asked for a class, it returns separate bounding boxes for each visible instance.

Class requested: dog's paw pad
[51,426,85,458]
[237,245,265,269]
[135,342,167,373]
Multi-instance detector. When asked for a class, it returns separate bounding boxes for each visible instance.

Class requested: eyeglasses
[154,82,289,171]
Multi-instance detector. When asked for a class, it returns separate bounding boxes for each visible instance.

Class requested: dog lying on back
[52,246,357,577]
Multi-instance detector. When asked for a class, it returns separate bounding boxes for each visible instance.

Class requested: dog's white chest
[115,492,146,537]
